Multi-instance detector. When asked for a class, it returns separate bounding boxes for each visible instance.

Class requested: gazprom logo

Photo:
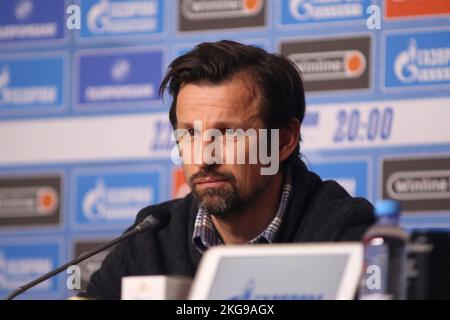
[0,0,64,42]
[81,178,153,222]
[0,62,58,107]
[86,0,160,34]
[15,0,34,21]
[110,59,131,82]
[83,58,154,102]
[394,38,450,84]
[182,0,263,20]
[76,48,162,108]
[288,0,364,21]
[228,279,324,300]
[0,249,53,291]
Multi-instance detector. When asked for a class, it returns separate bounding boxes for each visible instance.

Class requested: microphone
[4,210,171,300]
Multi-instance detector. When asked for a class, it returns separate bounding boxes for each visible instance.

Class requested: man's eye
[224,129,244,138]
[224,128,235,136]
[186,128,201,137]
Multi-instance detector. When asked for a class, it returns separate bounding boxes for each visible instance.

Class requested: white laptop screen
[189,243,362,300]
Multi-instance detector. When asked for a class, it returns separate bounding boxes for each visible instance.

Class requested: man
[85,40,375,299]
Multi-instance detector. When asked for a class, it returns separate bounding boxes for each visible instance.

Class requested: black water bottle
[407,231,450,299]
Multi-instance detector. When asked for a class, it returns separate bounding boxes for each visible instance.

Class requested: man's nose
[195,133,222,169]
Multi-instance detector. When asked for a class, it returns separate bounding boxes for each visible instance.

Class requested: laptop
[188,242,363,300]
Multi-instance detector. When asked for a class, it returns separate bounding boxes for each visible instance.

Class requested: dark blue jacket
[86,159,375,299]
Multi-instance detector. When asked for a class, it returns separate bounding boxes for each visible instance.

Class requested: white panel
[0,113,172,165]
[302,97,450,150]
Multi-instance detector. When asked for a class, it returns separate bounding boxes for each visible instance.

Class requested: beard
[189,168,270,219]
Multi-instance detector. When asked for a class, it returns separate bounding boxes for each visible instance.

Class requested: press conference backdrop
[0,0,449,299]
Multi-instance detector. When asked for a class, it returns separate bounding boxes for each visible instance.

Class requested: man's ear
[278,118,301,162]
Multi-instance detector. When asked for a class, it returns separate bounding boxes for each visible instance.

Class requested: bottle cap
[374,199,401,218]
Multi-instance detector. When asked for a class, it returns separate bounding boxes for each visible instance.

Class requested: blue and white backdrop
[0,0,449,299]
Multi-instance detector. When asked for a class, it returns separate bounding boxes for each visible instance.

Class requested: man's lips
[195,177,229,185]
[195,177,228,188]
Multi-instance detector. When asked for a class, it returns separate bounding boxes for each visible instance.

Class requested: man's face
[175,74,274,218]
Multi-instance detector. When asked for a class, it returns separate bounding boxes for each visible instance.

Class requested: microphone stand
[5,212,167,300]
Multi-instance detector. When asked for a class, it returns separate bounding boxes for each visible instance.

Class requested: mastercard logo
[182,0,264,20]
[36,187,58,215]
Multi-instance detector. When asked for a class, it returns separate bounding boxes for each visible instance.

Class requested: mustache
[189,169,236,186]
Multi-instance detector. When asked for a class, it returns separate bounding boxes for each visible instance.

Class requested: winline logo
[386,170,450,201]
[0,185,58,218]
[0,64,57,106]
[288,49,366,81]
[182,0,263,20]
[171,121,280,176]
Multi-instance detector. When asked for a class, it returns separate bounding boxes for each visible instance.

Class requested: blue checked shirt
[192,165,293,253]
